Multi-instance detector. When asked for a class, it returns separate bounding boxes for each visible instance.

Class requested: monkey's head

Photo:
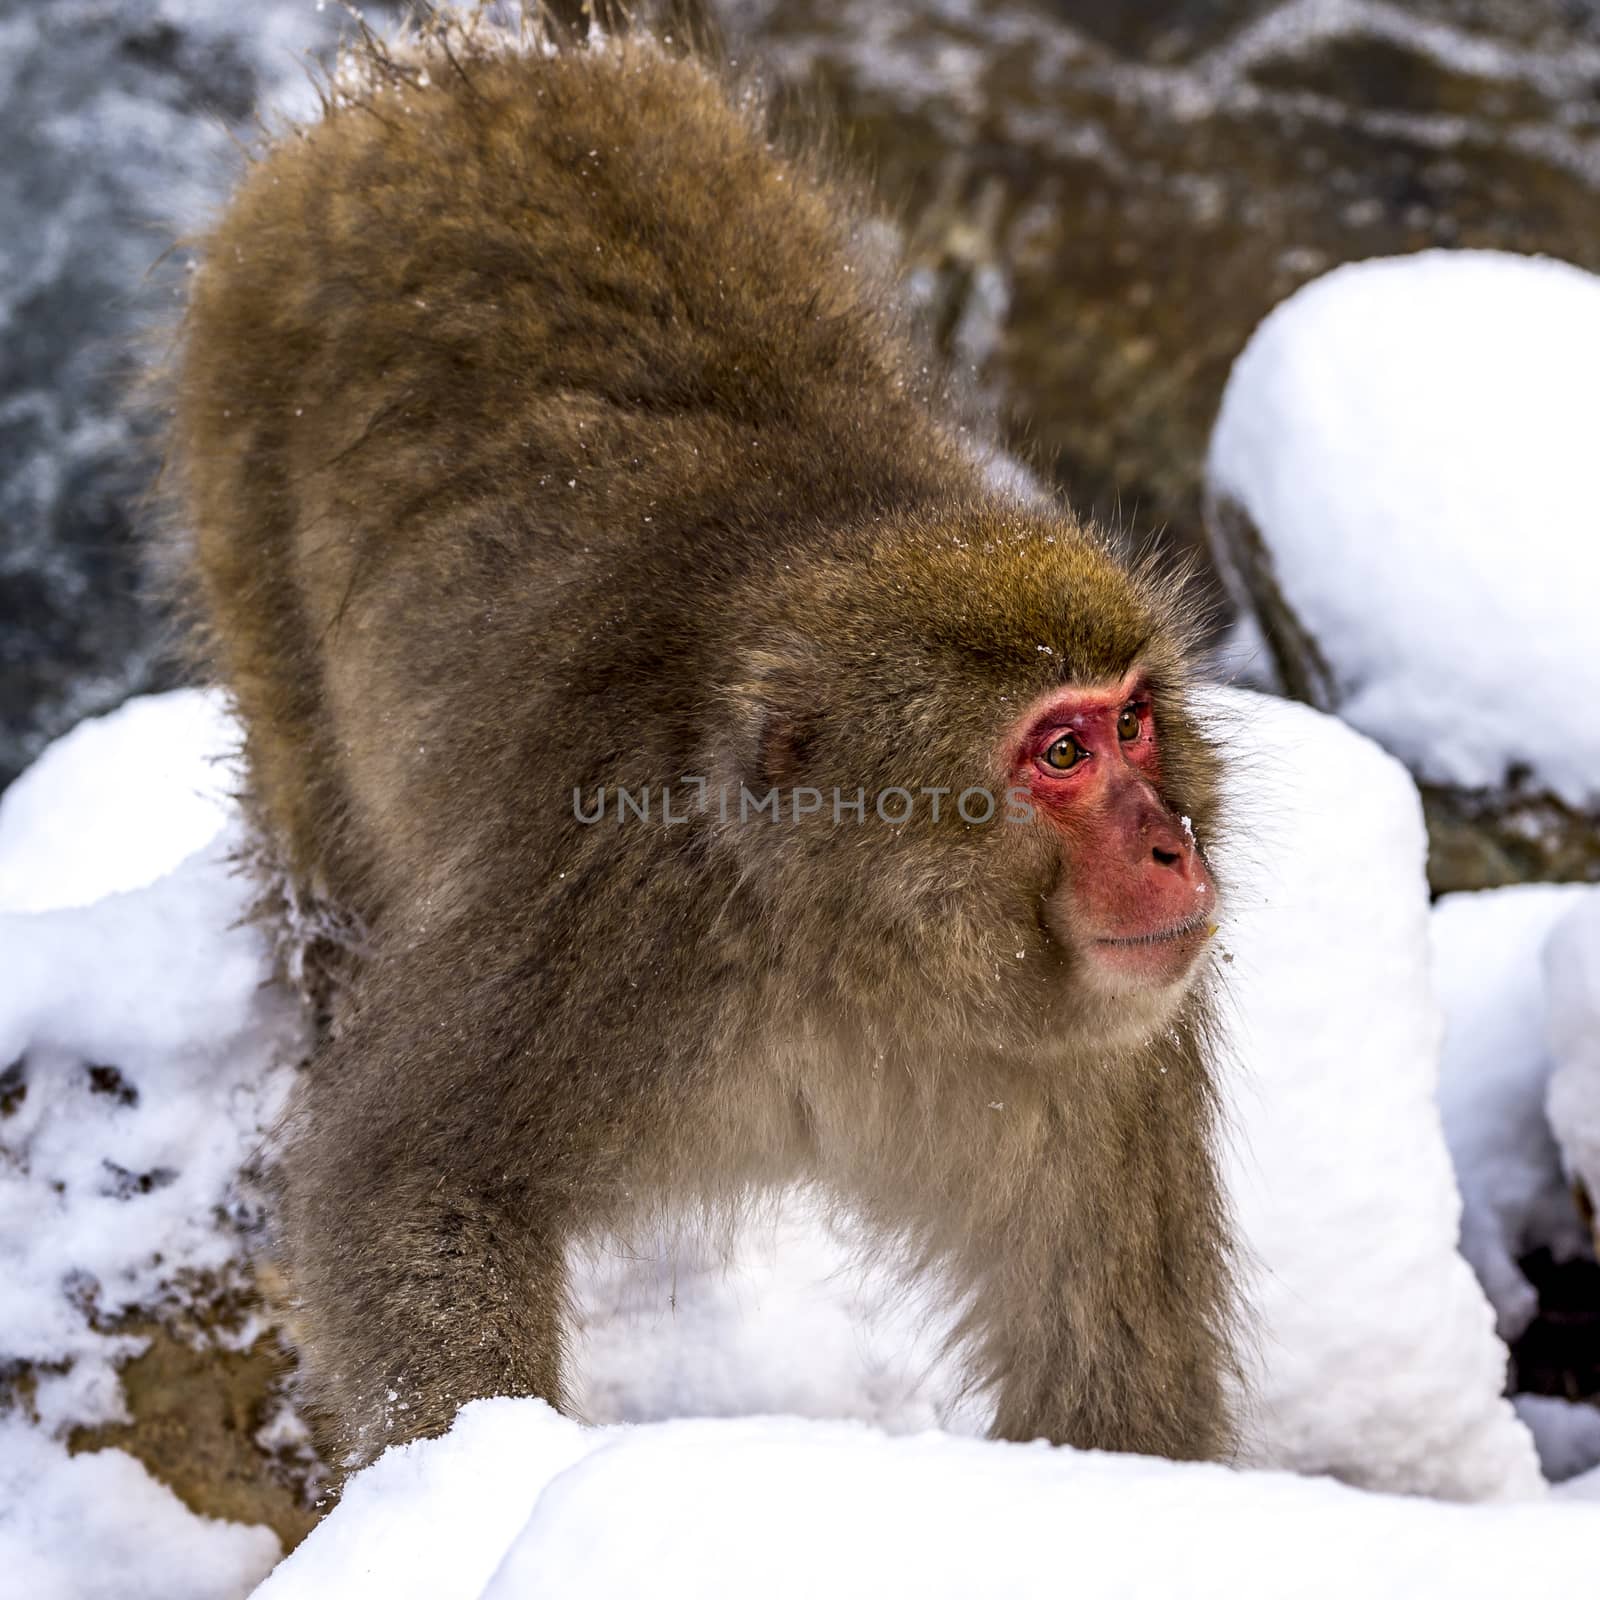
[715,501,1223,1061]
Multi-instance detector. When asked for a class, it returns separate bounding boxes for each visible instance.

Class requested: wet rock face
[722,0,1600,570]
[0,0,377,792]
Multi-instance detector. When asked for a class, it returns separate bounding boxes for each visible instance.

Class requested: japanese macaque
[169,8,1240,1468]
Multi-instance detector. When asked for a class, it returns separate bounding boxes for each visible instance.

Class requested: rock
[1421,784,1600,896]
[724,0,1600,580]
[68,1315,321,1556]
[0,0,383,790]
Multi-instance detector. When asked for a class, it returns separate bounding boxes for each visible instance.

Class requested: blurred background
[7,0,1600,788]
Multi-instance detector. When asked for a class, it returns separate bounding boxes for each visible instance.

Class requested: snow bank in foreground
[1204,690,1538,1499]
[1545,890,1600,1213]
[0,688,238,914]
[1207,250,1600,808]
[259,1398,1597,1600]
[1431,886,1594,1339]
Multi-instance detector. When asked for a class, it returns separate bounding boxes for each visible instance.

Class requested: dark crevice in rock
[1509,1244,1600,1403]
[1202,491,1339,708]
[0,1059,26,1118]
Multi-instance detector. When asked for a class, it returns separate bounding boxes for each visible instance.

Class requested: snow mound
[0,688,239,914]
[1430,886,1595,1339]
[1207,250,1600,808]
[1204,689,1538,1498]
[259,1398,1597,1600]
[1545,890,1600,1212]
[573,1202,979,1437]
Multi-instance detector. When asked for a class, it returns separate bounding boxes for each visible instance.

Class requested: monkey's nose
[1152,844,1182,868]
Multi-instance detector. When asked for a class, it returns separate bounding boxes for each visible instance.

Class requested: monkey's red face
[1013,673,1217,995]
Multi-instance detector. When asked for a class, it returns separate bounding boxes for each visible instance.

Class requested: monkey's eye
[1041,733,1088,772]
[1117,706,1142,742]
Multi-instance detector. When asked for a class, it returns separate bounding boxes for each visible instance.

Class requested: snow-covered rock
[1430,886,1595,1340]
[258,1398,1598,1600]
[0,692,304,1592]
[0,828,302,1417]
[1205,250,1600,890]
[1545,890,1600,1222]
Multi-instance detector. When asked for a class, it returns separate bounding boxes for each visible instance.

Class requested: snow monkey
[169,8,1240,1468]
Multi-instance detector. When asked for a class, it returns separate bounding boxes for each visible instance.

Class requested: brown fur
[167,9,1240,1468]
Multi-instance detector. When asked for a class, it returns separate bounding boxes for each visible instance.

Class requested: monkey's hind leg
[275,950,621,1465]
[292,1158,569,1465]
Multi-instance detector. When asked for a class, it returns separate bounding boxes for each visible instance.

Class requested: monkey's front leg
[976,1087,1238,1463]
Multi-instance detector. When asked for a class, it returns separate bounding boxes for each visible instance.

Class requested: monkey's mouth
[1084,912,1215,990]
[1093,912,1213,949]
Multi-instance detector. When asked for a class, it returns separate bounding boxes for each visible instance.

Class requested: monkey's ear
[717,647,822,798]
[756,704,818,789]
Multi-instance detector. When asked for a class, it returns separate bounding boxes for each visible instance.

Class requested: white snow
[1557,1463,1600,1502]
[0,829,303,1412]
[0,1417,278,1600]
[1430,885,1595,1339]
[1201,689,1539,1499]
[1207,250,1600,808]
[259,1397,1600,1600]
[572,1204,980,1437]
[0,687,238,914]
[6,684,1593,1590]
[0,693,301,1596]
[1545,889,1600,1213]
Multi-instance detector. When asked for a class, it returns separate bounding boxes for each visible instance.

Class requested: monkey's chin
[1080,915,1213,996]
